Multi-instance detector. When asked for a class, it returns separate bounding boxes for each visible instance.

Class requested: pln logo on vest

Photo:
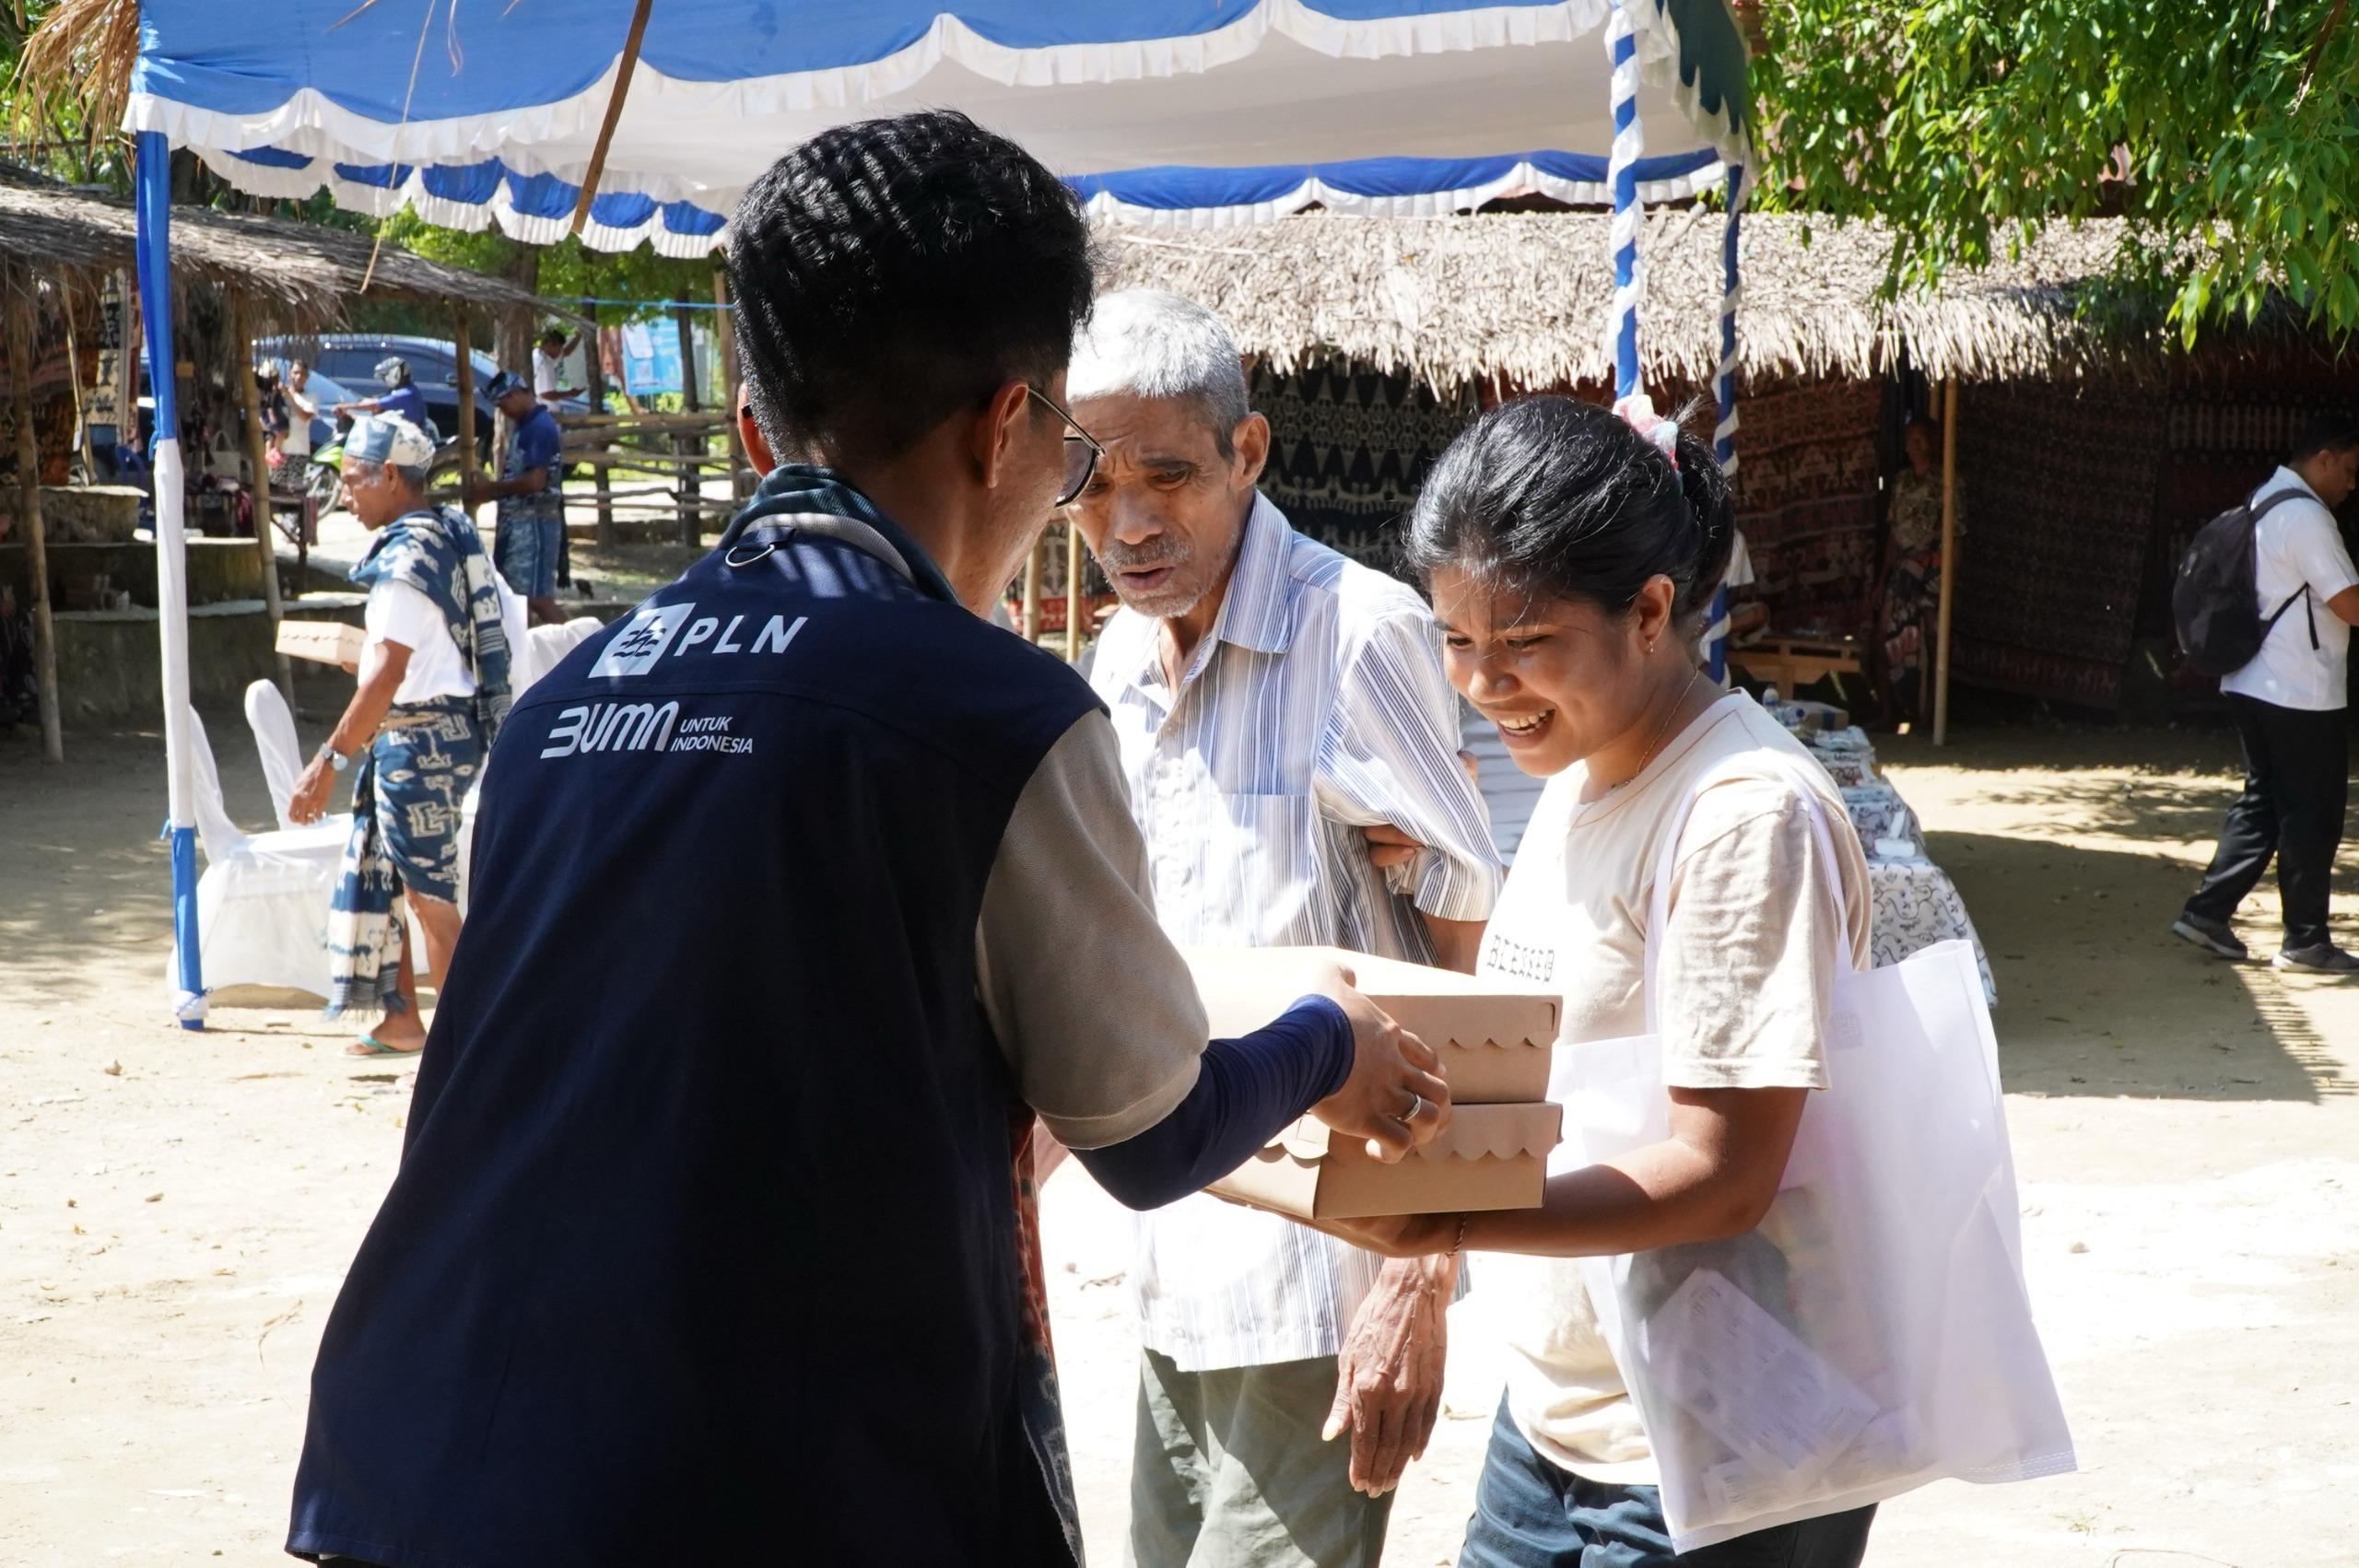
[591,602,694,677]
[590,598,810,679]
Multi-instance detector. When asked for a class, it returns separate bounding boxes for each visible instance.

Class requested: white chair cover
[170,706,343,1001]
[243,679,305,831]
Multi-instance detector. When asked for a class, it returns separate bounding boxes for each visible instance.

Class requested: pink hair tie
[1613,392,1681,461]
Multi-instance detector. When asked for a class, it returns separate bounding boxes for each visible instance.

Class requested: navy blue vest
[290,471,1100,1565]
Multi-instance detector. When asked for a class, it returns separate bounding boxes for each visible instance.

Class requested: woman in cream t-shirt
[1325,396,1875,1568]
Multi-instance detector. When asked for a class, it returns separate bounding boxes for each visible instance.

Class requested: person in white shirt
[285,415,525,1053]
[533,327,581,406]
[2177,413,2359,974]
[1061,290,1504,1567]
[1320,393,1878,1568]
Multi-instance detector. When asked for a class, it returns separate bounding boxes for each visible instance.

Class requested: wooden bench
[1732,637,1866,697]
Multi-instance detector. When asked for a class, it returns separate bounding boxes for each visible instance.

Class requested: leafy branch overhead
[1755,0,2359,343]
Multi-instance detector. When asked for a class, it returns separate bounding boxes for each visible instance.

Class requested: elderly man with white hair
[1064,290,1503,1566]
[287,414,522,1056]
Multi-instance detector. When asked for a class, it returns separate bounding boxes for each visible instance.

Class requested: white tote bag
[1552,753,2074,1551]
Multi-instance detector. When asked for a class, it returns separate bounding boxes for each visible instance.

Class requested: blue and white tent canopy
[130,0,1752,253]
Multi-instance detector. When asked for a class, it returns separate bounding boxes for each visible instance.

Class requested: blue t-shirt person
[376,381,429,432]
[503,402,563,516]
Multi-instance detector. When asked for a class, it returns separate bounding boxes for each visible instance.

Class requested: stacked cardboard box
[1186,946,1563,1221]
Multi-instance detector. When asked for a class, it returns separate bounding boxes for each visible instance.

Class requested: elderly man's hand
[288,755,338,826]
[1323,1253,1456,1494]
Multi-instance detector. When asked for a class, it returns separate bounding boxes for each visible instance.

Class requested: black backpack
[2172,489,2318,676]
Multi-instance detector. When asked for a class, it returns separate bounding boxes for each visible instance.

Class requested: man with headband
[287,413,522,1056]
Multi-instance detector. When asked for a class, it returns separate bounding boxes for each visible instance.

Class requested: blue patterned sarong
[327,506,513,1017]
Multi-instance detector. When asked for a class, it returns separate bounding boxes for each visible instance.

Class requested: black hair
[1405,395,1735,635]
[2290,410,2359,464]
[724,111,1096,466]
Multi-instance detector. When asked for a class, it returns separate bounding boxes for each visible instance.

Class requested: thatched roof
[1096,210,2180,391]
[0,164,568,327]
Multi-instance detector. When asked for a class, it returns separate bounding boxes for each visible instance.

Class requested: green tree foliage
[1756,0,2359,341]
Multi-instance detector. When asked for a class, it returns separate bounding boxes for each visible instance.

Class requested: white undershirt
[365,578,527,707]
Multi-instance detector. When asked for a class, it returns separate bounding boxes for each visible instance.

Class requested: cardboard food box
[1184,946,1565,1219]
[276,618,366,667]
[1186,945,1558,1104]
[1213,1104,1565,1220]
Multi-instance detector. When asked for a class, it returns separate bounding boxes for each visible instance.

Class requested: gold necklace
[1579,672,1706,816]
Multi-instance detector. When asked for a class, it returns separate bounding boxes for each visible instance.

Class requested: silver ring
[1404,1092,1425,1124]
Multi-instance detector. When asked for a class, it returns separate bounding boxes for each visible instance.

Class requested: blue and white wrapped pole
[1605,0,1644,404]
[1714,160,1746,480]
[135,130,205,1029]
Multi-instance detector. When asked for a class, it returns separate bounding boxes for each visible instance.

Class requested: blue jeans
[1461,1399,1876,1568]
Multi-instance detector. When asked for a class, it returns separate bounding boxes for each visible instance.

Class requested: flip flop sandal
[346,1034,423,1058]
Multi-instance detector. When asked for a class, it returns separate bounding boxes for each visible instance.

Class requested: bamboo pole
[6,275,63,762]
[452,309,483,499]
[61,287,96,482]
[673,305,700,547]
[229,293,293,708]
[569,0,655,236]
[582,306,615,548]
[1063,520,1083,661]
[1021,533,1043,642]
[712,269,750,501]
[1933,379,1960,746]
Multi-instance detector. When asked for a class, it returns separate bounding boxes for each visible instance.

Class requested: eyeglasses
[1028,385,1105,508]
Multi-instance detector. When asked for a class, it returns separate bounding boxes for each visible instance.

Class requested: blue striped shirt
[1092,493,1502,1371]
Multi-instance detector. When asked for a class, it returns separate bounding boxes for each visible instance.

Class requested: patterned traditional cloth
[1251,360,1477,575]
[326,505,513,1017]
[1729,376,1886,636]
[1950,382,2161,709]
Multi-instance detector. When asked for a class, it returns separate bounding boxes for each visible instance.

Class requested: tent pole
[135,130,204,1029]
[231,292,294,708]
[1605,0,1644,404]
[1713,161,1744,484]
[1063,521,1082,662]
[6,271,64,763]
[1933,379,1960,746]
[570,0,656,235]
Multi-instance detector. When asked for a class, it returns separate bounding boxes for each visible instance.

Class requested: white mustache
[1099,542,1190,573]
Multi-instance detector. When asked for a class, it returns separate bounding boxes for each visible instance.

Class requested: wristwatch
[316,742,350,774]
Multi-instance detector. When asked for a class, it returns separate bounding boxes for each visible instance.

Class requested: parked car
[254,333,589,460]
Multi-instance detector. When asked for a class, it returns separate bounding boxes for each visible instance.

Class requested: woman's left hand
[288,756,339,825]
[1306,1211,1463,1258]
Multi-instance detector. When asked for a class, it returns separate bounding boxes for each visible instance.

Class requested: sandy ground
[5,711,2358,1565]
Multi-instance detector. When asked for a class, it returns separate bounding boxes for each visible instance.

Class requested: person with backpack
[2174,412,2359,973]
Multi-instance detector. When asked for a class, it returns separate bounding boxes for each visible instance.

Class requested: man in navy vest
[284,111,1453,1568]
